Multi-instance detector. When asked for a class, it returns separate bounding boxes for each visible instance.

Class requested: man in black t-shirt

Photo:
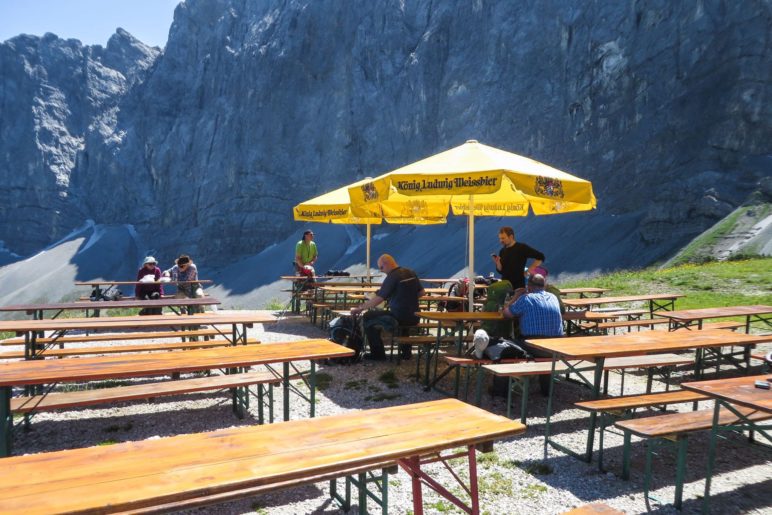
[491,226,545,290]
[351,254,425,360]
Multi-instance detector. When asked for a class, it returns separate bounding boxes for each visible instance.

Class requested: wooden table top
[0,313,276,333]
[0,297,221,313]
[280,274,380,280]
[0,339,348,387]
[563,293,685,309]
[653,304,772,322]
[320,286,446,294]
[682,374,772,413]
[75,280,213,286]
[0,398,525,514]
[557,287,610,295]
[525,330,772,359]
[417,311,505,322]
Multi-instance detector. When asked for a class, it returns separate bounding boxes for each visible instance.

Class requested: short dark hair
[303,230,314,239]
[499,226,514,237]
[176,255,191,266]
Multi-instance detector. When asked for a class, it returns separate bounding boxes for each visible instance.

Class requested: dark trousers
[362,310,415,359]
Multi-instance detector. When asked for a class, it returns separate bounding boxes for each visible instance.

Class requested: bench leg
[283,362,290,422]
[674,437,688,510]
[0,386,10,458]
[474,366,484,406]
[519,378,529,425]
[257,384,264,425]
[310,361,316,418]
[621,430,632,480]
[506,377,514,419]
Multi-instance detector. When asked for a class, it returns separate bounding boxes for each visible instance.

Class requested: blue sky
[0,0,180,47]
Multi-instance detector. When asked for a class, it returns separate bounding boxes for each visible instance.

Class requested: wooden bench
[0,399,525,515]
[575,389,709,471]
[0,328,222,346]
[614,406,772,509]
[483,354,694,423]
[11,369,289,423]
[0,338,261,359]
[670,321,745,331]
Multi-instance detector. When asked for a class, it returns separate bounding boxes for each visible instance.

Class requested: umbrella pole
[366,223,372,282]
[468,196,475,311]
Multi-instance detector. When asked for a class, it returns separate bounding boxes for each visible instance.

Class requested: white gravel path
[10,310,772,515]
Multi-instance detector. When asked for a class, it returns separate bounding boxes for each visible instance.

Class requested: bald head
[528,273,546,290]
[378,254,398,273]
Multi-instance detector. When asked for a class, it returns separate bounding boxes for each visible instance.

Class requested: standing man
[351,254,425,360]
[294,230,318,272]
[491,226,545,290]
[501,273,563,394]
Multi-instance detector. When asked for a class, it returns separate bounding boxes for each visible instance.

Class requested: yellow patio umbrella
[348,139,597,307]
[293,177,445,279]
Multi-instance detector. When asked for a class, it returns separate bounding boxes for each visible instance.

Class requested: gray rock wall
[0,0,770,273]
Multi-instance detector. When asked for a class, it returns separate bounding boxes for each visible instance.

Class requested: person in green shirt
[294,230,318,272]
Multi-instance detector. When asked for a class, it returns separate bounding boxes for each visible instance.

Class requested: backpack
[440,277,489,312]
[100,286,124,301]
[328,315,364,364]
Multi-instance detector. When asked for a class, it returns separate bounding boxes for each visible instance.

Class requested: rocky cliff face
[0,29,159,255]
[1,0,770,272]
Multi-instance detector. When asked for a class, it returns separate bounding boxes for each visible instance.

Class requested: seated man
[502,273,563,393]
[351,254,424,360]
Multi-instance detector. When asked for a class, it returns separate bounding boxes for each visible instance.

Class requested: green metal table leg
[519,378,529,424]
[310,361,316,418]
[621,430,632,480]
[584,358,605,462]
[283,362,290,422]
[674,437,688,510]
[358,472,367,514]
[0,386,10,458]
[702,400,722,514]
[543,356,558,459]
[257,384,264,424]
[506,377,513,419]
[474,366,484,406]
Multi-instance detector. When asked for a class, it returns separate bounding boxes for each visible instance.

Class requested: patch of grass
[517,461,553,476]
[378,369,400,389]
[0,331,14,340]
[364,392,402,402]
[520,483,548,499]
[314,372,333,391]
[97,439,120,446]
[251,502,268,515]
[477,452,500,466]
[103,422,133,433]
[344,379,368,391]
[557,257,772,314]
[427,500,456,513]
[478,471,514,496]
[263,297,287,311]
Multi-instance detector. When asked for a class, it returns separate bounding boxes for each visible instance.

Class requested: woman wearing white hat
[135,256,164,315]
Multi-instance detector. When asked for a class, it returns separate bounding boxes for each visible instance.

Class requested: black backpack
[328,315,364,364]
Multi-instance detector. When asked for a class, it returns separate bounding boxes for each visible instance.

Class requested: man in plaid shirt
[502,273,563,393]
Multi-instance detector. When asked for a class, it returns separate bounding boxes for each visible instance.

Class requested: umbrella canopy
[293,177,445,277]
[348,139,596,218]
[347,139,597,307]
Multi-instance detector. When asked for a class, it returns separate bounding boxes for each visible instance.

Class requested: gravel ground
[11,310,772,515]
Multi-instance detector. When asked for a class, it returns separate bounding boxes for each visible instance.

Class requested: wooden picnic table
[562,293,685,317]
[0,297,221,320]
[0,312,276,359]
[417,311,506,392]
[653,304,772,333]
[0,398,525,514]
[682,374,772,513]
[0,338,351,457]
[526,330,772,463]
[280,275,382,313]
[557,287,609,298]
